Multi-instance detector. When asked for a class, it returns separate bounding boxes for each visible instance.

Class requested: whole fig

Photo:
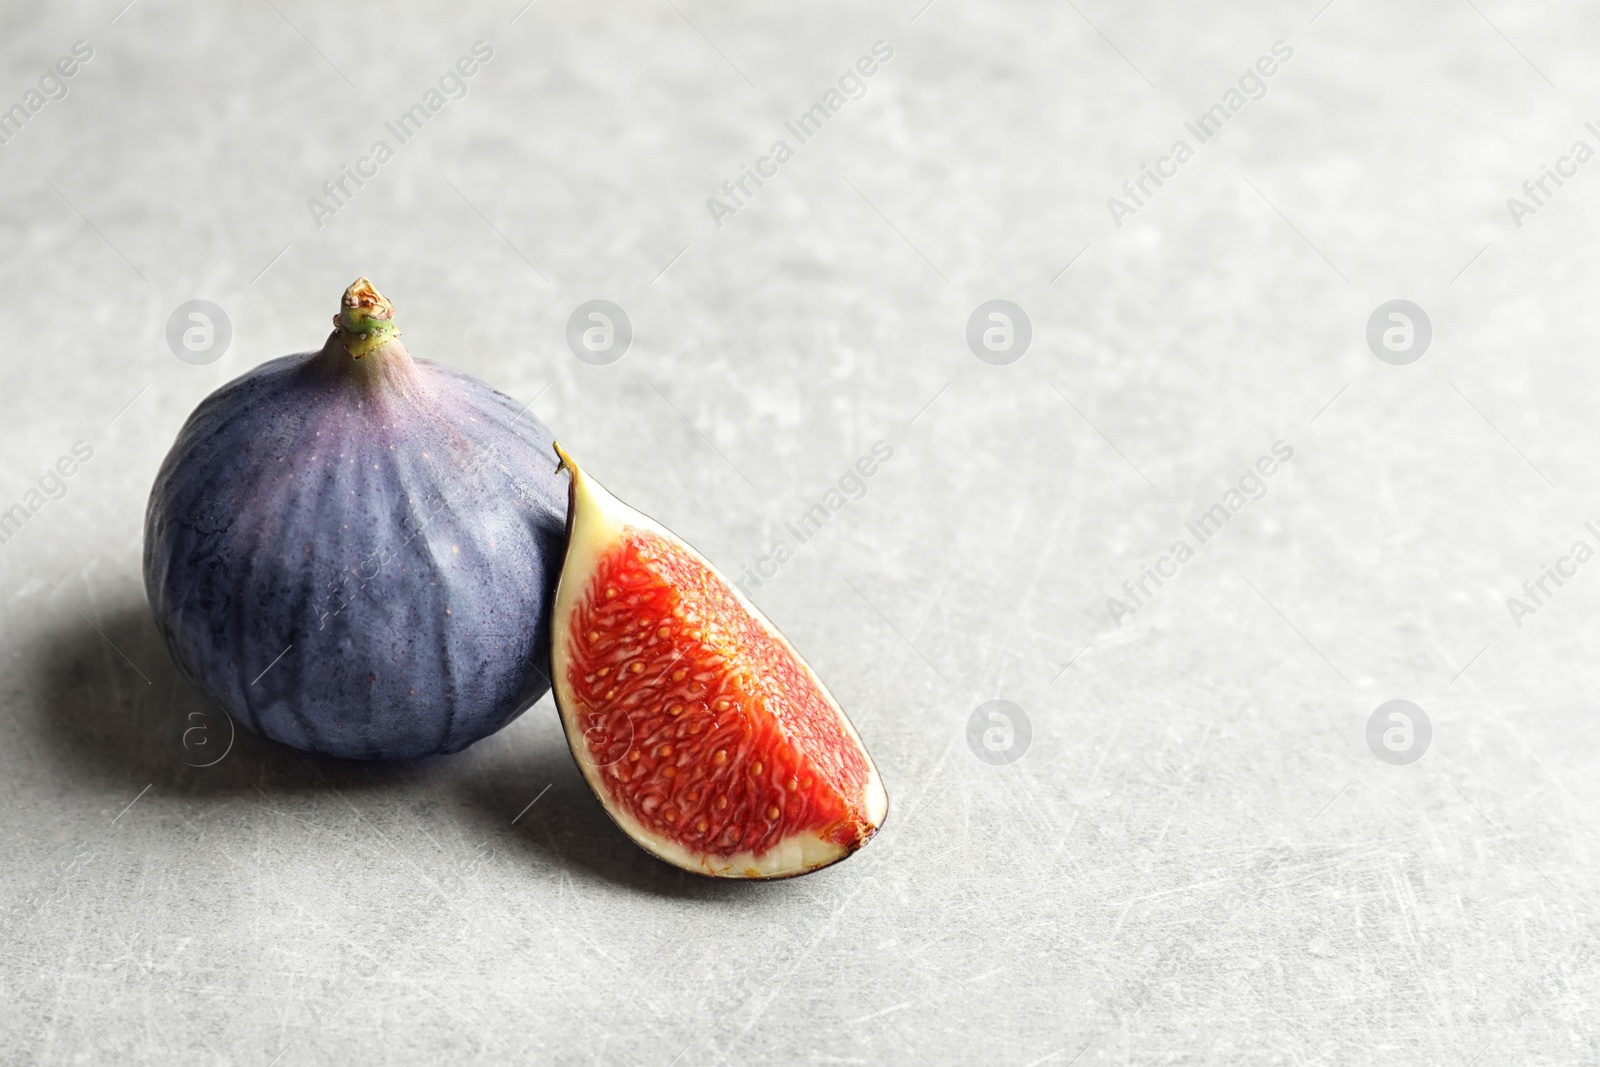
[144,280,567,760]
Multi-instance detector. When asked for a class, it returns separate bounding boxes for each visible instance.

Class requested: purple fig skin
[143,282,567,760]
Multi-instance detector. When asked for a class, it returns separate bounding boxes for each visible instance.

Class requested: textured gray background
[2,0,1596,1063]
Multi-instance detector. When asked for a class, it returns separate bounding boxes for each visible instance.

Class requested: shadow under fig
[33,596,794,899]
[31,598,456,800]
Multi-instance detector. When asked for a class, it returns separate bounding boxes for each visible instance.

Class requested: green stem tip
[334,278,401,359]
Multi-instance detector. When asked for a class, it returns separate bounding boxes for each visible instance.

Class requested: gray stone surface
[2,0,1596,1063]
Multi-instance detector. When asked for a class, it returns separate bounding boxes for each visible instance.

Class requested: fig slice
[548,446,888,879]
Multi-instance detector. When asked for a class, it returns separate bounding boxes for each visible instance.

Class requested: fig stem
[334,278,401,360]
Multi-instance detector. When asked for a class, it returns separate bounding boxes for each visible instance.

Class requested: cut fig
[549,446,887,879]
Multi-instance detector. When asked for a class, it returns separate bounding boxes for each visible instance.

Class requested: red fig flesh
[549,447,887,878]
